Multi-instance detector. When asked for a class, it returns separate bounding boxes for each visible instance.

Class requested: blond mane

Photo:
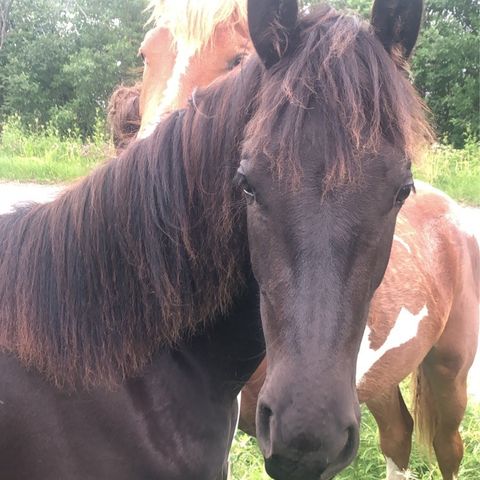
[146,0,247,52]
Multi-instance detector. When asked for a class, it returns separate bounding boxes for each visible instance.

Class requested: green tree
[0,0,147,137]
[0,0,14,49]
[412,0,479,147]
[305,0,479,147]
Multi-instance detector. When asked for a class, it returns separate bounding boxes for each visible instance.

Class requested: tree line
[0,0,146,138]
[0,0,478,147]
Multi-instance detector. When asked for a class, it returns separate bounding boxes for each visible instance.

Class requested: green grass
[1,116,479,206]
[413,139,480,206]
[0,116,110,183]
[230,400,480,479]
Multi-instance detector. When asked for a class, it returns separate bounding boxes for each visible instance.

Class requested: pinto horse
[130,1,479,479]
[1,1,431,479]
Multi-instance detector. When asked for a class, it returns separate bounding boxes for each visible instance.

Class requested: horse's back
[0,350,236,480]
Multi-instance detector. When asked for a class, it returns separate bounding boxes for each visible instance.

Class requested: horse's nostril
[346,426,356,451]
[257,402,273,454]
[337,425,358,466]
[258,402,273,435]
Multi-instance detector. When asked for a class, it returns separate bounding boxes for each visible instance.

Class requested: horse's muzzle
[256,385,360,480]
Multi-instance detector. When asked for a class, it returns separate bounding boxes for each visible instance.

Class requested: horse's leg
[417,357,467,480]
[366,386,413,480]
[418,289,478,480]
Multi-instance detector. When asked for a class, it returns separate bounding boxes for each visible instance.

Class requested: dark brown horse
[0,1,431,479]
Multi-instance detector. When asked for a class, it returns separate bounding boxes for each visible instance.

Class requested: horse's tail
[411,365,437,457]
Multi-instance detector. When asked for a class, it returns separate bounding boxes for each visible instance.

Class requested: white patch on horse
[138,41,195,139]
[356,305,428,385]
[393,235,412,254]
[386,457,412,479]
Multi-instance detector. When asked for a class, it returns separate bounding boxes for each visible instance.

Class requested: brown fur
[107,84,142,152]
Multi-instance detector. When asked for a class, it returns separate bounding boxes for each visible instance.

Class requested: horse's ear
[247,0,298,69]
[371,0,423,60]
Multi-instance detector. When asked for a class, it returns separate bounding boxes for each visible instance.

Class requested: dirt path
[0,181,479,400]
[0,182,64,214]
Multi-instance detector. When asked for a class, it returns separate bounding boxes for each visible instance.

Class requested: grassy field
[0,116,479,205]
[230,401,480,480]
[414,139,480,206]
[0,116,110,183]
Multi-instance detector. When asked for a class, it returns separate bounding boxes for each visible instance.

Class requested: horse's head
[138,0,251,138]
[239,0,427,478]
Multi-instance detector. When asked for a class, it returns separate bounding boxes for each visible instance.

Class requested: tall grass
[0,115,111,183]
[0,116,479,206]
[230,400,480,479]
[414,137,480,206]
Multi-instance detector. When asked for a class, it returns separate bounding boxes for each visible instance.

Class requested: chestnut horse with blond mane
[1,1,435,478]
[114,1,480,479]
[107,0,250,150]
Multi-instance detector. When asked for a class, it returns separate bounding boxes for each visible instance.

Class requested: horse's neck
[190,274,264,392]
[148,274,264,398]
[0,108,250,389]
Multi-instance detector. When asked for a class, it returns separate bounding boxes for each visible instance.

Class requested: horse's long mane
[0,61,261,389]
[0,5,431,389]
[146,0,247,52]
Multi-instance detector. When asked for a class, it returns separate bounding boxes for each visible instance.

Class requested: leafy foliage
[412,0,479,147]
[0,0,147,138]
[0,0,478,146]
[0,0,14,49]
[307,0,479,147]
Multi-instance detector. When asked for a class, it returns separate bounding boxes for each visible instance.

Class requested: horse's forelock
[245,5,433,190]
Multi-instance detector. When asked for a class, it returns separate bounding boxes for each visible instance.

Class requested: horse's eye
[233,171,255,202]
[395,182,415,205]
[227,53,246,71]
